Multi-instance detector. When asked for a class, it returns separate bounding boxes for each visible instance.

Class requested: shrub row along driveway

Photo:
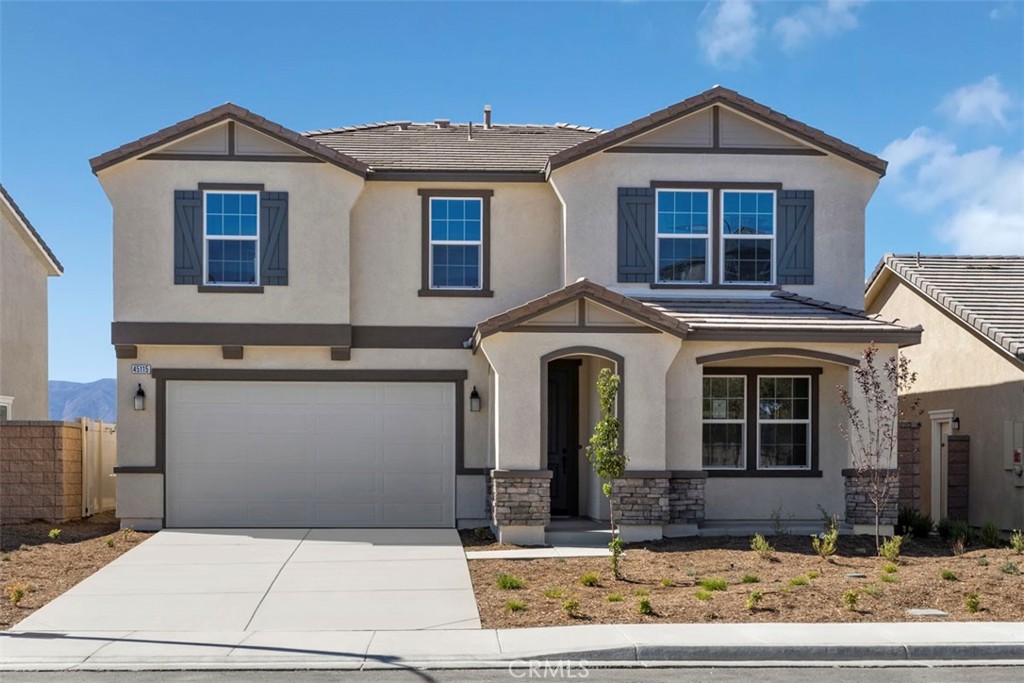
[11,528,480,632]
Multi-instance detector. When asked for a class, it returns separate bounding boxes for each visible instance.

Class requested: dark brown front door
[547,359,580,517]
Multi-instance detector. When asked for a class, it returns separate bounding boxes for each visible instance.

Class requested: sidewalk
[2,622,1021,671]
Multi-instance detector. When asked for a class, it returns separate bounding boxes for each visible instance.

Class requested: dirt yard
[0,518,150,629]
[468,534,1024,628]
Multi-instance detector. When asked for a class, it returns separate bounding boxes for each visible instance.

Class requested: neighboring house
[0,184,63,420]
[93,86,921,541]
[867,255,1024,531]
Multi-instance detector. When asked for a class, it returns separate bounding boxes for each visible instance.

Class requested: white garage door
[165,381,456,528]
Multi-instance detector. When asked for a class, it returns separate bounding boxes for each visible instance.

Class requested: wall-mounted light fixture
[952,416,960,431]
[469,386,481,412]
[134,383,146,411]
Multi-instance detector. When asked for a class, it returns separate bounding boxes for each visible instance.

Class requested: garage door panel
[166,381,455,528]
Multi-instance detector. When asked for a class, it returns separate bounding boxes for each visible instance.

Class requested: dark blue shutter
[260,191,288,286]
[617,188,656,283]
[173,191,203,285]
[777,190,814,285]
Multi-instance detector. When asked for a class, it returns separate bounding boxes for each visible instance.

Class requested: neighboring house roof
[474,280,920,348]
[547,86,888,177]
[89,103,370,176]
[0,183,63,275]
[866,254,1024,362]
[304,122,601,176]
[638,290,920,344]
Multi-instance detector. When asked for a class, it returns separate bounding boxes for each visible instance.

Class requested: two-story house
[1,184,64,420]
[93,87,920,542]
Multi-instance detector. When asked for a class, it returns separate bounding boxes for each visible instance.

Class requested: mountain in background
[49,379,117,423]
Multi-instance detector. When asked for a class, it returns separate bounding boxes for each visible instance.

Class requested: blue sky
[2,1,1022,383]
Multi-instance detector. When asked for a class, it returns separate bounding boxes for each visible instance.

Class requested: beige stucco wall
[550,151,879,309]
[869,275,1024,529]
[351,182,563,326]
[0,204,51,419]
[98,158,363,325]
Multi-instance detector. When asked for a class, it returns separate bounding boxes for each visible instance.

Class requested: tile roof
[635,290,920,343]
[547,86,888,177]
[0,183,63,274]
[868,254,1024,361]
[305,122,601,175]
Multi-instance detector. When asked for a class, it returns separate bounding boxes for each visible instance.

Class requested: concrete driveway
[13,528,480,632]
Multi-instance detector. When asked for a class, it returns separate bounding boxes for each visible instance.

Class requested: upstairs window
[429,197,482,290]
[204,191,259,285]
[656,190,710,283]
[721,190,775,284]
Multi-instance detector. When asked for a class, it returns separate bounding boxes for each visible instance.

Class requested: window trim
[427,196,484,292]
[755,374,813,471]
[702,366,821,478]
[202,190,261,287]
[701,375,747,470]
[417,189,494,298]
[0,395,12,421]
[654,188,712,285]
[719,189,777,286]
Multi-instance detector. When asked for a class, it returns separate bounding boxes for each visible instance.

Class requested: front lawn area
[0,518,150,629]
[468,534,1024,628]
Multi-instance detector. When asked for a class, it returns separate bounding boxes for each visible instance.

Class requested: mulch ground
[467,534,1024,628]
[0,517,151,629]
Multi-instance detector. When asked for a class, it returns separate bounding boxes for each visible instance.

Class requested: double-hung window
[204,191,259,286]
[757,376,811,469]
[701,376,746,469]
[656,190,710,283]
[721,190,775,284]
[429,197,482,290]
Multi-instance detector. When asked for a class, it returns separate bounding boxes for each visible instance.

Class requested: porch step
[545,519,613,547]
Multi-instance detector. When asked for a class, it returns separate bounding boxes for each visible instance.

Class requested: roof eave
[0,184,63,275]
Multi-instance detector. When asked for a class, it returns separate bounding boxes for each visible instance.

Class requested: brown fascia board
[547,86,888,177]
[473,279,689,346]
[89,103,369,177]
[0,183,63,274]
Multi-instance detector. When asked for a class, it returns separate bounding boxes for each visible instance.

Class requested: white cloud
[882,128,1024,254]
[773,0,867,51]
[990,2,1017,20]
[698,0,760,68]
[938,75,1013,127]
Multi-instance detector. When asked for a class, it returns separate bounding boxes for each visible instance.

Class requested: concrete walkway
[11,528,480,633]
[1,623,1021,670]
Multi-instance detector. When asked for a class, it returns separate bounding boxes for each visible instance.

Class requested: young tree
[837,343,917,550]
[585,368,629,578]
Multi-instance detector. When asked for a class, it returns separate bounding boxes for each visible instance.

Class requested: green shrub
[788,576,809,587]
[606,593,624,602]
[0,553,9,562]
[750,533,775,560]
[633,588,649,597]
[940,569,958,581]
[48,528,61,542]
[881,573,898,583]
[543,587,564,599]
[950,520,973,545]
[699,577,728,592]
[1010,529,1024,554]
[105,538,115,549]
[965,593,981,614]
[999,562,1020,576]
[899,507,934,538]
[842,590,859,611]
[659,578,673,587]
[883,562,899,574]
[741,574,761,584]
[638,596,655,615]
[879,535,903,562]
[4,581,29,605]
[862,585,881,597]
[497,573,525,590]
[579,572,600,587]
[505,600,527,612]
[807,570,820,580]
[608,536,624,580]
[745,590,764,610]
[811,523,838,561]
[976,557,989,567]
[694,589,713,601]
[936,517,952,541]
[562,597,581,617]
[980,522,1001,548]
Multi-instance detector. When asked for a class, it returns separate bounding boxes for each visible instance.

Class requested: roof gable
[548,86,887,176]
[0,183,63,275]
[89,103,369,176]
[867,254,1024,362]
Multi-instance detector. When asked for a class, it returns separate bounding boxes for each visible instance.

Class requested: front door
[547,360,580,516]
